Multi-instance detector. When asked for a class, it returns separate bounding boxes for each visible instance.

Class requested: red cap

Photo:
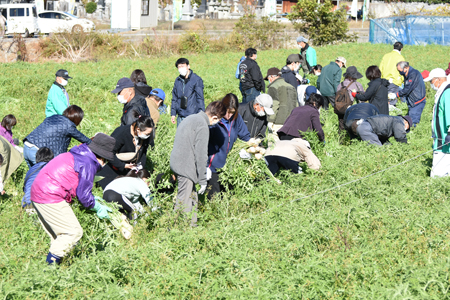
[421,70,430,79]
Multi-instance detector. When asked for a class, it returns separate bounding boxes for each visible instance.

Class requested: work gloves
[198,185,207,195]
[92,196,112,219]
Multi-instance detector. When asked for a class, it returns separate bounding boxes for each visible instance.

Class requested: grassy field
[1,43,450,299]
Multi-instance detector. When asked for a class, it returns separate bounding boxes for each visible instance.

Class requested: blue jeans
[177,116,186,127]
[407,100,426,126]
[241,87,260,104]
[357,120,382,146]
[24,143,39,167]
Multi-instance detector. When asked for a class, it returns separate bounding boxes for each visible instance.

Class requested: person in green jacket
[297,36,317,76]
[317,57,346,110]
[379,42,405,106]
[45,69,72,118]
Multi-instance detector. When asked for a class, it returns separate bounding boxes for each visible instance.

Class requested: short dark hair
[365,65,382,81]
[306,93,324,108]
[36,147,54,163]
[205,101,227,120]
[175,58,189,67]
[126,168,150,179]
[63,105,84,126]
[313,65,322,72]
[130,69,147,84]
[1,115,16,131]
[393,42,403,51]
[133,115,154,133]
[221,93,239,121]
[245,48,257,57]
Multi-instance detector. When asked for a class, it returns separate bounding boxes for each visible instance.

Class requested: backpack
[334,80,355,115]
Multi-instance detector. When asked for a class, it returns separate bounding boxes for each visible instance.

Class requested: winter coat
[265,138,321,170]
[24,114,91,157]
[31,143,101,208]
[281,66,299,89]
[343,103,380,129]
[121,94,150,126]
[207,114,251,172]
[432,83,450,153]
[235,56,245,79]
[317,61,342,97]
[336,78,364,103]
[278,104,324,141]
[366,115,408,143]
[398,67,427,108]
[134,82,152,98]
[22,161,47,207]
[171,70,205,118]
[239,57,265,92]
[0,125,15,146]
[380,50,405,87]
[299,43,317,74]
[45,82,70,118]
[355,78,390,115]
[267,77,298,125]
[238,100,268,139]
[170,111,210,185]
[0,135,23,183]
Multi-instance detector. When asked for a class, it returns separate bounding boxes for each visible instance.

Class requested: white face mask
[256,109,266,117]
[294,64,300,72]
[431,81,439,91]
[117,95,128,104]
[316,72,321,76]
[178,67,188,76]
[138,133,150,139]
[60,79,68,86]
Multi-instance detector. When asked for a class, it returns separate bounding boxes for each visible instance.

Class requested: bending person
[356,115,412,146]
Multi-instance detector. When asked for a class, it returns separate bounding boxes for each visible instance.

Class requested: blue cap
[149,88,166,101]
[111,77,134,93]
[296,36,308,43]
[305,86,317,100]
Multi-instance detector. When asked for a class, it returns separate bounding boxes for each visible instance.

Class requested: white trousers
[430,151,450,177]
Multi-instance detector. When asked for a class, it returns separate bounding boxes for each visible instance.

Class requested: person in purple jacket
[30,133,115,265]
[206,93,251,199]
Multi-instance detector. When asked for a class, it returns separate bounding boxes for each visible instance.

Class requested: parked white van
[0,4,39,37]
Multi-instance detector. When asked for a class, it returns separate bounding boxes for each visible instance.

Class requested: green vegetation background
[1,43,450,298]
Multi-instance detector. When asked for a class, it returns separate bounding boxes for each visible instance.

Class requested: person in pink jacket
[31,133,115,265]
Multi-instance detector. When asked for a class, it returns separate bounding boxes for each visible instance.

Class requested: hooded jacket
[317,61,342,97]
[281,66,299,89]
[134,82,152,98]
[366,115,408,144]
[171,70,205,118]
[267,77,298,125]
[239,57,265,92]
[238,100,268,139]
[343,103,380,129]
[207,114,251,172]
[355,78,390,115]
[24,114,91,157]
[121,94,150,126]
[278,104,324,141]
[398,67,427,108]
[45,82,70,118]
[31,143,101,208]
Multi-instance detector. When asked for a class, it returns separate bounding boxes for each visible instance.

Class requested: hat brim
[111,87,123,94]
[423,76,432,82]
[264,107,274,115]
[264,75,269,81]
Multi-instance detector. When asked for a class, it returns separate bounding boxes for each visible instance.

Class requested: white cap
[424,68,447,82]
[336,56,347,67]
[255,94,274,115]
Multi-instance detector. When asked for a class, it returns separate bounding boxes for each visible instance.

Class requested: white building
[110,0,158,30]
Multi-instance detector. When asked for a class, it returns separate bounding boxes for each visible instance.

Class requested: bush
[85,1,97,14]
[288,0,357,46]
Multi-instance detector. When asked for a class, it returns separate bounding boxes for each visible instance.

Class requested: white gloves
[388,93,397,100]
[239,149,252,159]
[133,202,145,214]
[206,167,212,181]
[295,73,303,81]
[198,184,207,195]
[268,122,274,130]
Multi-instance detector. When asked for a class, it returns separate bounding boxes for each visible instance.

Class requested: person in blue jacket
[171,58,205,127]
[396,61,427,126]
[45,69,72,118]
[236,56,246,94]
[206,93,251,200]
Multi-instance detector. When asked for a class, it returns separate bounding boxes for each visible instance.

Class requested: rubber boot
[46,252,61,265]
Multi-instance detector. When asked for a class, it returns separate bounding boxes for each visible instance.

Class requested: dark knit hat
[401,115,413,130]
[88,133,116,161]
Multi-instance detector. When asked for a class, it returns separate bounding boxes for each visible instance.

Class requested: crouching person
[356,115,412,146]
[170,101,226,227]
[265,138,321,175]
[30,133,115,264]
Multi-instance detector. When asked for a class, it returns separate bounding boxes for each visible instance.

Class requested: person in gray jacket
[170,101,226,226]
[356,115,412,146]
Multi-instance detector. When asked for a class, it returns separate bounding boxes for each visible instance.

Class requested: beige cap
[336,56,347,67]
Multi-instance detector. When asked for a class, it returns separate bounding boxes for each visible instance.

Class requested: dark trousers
[277,132,296,140]
[265,155,299,175]
[241,87,260,104]
[103,190,133,219]
[323,96,335,110]
[408,100,426,125]
[206,172,223,200]
[337,113,345,133]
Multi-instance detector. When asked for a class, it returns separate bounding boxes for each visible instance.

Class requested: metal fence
[369,16,450,45]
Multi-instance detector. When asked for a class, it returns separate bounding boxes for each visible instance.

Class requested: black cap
[87,133,116,161]
[55,69,72,79]
[111,77,134,94]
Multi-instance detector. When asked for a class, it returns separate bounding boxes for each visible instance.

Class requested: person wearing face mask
[379,42,405,106]
[396,61,426,126]
[111,77,150,126]
[296,36,317,76]
[312,65,322,76]
[238,94,274,139]
[30,133,116,264]
[170,101,226,227]
[45,69,72,118]
[206,94,251,200]
[317,57,346,110]
[96,115,154,189]
[239,48,265,104]
[423,68,450,177]
[171,58,205,127]
[281,54,305,89]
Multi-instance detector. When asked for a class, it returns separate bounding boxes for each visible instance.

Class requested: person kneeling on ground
[265,138,321,175]
[344,103,380,139]
[356,115,412,146]
[30,133,116,265]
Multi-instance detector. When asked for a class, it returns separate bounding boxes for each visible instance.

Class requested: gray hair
[397,61,409,69]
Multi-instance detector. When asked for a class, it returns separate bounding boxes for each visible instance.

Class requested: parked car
[0,4,39,37]
[37,11,95,34]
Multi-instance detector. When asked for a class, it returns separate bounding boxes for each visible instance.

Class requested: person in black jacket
[354,66,390,115]
[343,103,379,138]
[96,116,154,189]
[238,94,274,139]
[239,48,265,104]
[111,77,150,126]
[281,54,302,89]
[356,114,412,146]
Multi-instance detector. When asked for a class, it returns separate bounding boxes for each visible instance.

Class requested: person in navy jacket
[206,94,251,199]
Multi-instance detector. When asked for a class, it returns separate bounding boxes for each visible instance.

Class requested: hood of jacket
[135,82,152,97]
[281,66,294,75]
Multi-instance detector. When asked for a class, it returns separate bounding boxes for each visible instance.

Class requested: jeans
[357,120,382,146]
[177,116,186,127]
[407,100,426,125]
[387,83,400,105]
[23,143,39,167]
[241,87,260,104]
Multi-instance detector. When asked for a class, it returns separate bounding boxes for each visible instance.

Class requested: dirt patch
[0,38,42,63]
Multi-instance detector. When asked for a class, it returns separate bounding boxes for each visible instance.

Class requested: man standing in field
[424,69,450,177]
[170,101,226,227]
[45,69,72,118]
[297,36,317,76]
[239,48,265,104]
[281,54,304,89]
[317,57,346,110]
[171,58,205,127]
[380,42,405,106]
